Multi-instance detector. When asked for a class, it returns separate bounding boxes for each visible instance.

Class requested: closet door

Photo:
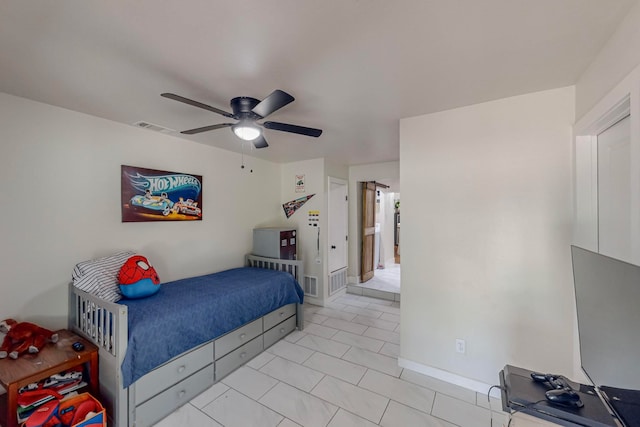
[598,115,631,262]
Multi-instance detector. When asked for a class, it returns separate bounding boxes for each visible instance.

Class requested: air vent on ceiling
[133,121,175,134]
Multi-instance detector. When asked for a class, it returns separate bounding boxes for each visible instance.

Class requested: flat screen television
[571,245,640,426]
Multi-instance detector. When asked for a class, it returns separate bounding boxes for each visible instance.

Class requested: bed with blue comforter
[69,254,305,426]
[120,266,304,388]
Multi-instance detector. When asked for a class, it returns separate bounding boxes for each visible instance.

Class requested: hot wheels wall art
[121,165,203,222]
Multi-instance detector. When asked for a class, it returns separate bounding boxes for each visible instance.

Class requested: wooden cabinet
[0,330,99,427]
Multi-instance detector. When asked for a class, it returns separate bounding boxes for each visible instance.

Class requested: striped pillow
[72,251,135,302]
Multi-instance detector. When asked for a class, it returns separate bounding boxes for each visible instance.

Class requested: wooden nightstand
[0,329,99,427]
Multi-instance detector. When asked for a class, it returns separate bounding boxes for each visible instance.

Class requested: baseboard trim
[398,358,501,398]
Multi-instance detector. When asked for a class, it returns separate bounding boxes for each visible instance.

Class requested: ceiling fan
[161,90,322,149]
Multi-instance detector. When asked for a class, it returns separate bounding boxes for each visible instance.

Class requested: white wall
[280,158,326,304]
[399,87,575,389]
[575,1,640,121]
[0,92,282,329]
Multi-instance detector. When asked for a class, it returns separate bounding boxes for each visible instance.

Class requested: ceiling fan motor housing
[231,97,262,119]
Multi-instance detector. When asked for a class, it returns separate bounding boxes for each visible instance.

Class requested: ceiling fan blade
[181,123,233,135]
[252,135,269,149]
[263,121,323,138]
[161,93,234,118]
[251,90,294,118]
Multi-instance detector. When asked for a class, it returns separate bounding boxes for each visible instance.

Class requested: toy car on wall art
[121,165,203,222]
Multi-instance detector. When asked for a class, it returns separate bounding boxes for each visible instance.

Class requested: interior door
[598,115,631,261]
[361,182,376,282]
[328,178,348,273]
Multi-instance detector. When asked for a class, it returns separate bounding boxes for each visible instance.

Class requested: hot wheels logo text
[127,172,201,195]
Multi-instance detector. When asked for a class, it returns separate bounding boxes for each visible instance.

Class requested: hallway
[347,263,400,302]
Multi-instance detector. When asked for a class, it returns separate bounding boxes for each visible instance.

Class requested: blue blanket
[120,267,304,387]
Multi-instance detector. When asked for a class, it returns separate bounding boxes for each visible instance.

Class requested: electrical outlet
[456,339,466,354]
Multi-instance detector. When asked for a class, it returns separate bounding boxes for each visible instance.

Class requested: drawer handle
[239,333,246,339]
[178,390,186,398]
[279,312,285,317]
[279,328,285,334]
[240,352,247,359]
[177,365,186,374]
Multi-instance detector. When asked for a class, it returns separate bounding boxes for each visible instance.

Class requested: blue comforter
[120,267,304,388]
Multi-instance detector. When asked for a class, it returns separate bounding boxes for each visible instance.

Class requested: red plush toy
[0,319,59,360]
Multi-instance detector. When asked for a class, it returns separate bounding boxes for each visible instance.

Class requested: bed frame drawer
[215,335,263,381]
[214,318,262,360]
[135,364,214,426]
[264,315,296,349]
[135,342,214,404]
[263,303,296,331]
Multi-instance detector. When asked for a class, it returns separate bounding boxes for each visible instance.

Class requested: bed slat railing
[69,283,126,357]
[245,254,304,284]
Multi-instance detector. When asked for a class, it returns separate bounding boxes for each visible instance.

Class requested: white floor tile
[303,322,340,339]
[379,342,400,358]
[278,418,302,427]
[360,295,393,305]
[359,369,435,413]
[342,347,402,377]
[259,356,325,392]
[334,296,371,308]
[307,313,329,324]
[380,401,456,427]
[400,369,477,404]
[296,333,351,358]
[363,326,400,344]
[327,408,379,427]
[245,350,276,370]
[380,312,401,323]
[284,330,306,343]
[303,352,367,385]
[190,382,230,409]
[332,331,385,352]
[221,366,279,400]
[351,314,396,330]
[367,303,401,315]
[431,393,492,427]
[325,301,348,309]
[343,305,384,319]
[203,389,283,427]
[152,403,223,427]
[311,376,389,424]
[260,382,338,427]
[266,340,315,364]
[323,317,369,335]
[315,307,358,321]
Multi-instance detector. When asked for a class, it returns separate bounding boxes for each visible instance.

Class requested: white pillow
[72,251,135,302]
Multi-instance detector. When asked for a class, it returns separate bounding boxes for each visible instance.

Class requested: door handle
[331,245,336,249]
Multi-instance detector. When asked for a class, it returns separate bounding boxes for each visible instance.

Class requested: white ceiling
[0,1,635,165]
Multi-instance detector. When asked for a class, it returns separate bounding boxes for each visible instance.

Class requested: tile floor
[347,263,401,301]
[152,293,525,427]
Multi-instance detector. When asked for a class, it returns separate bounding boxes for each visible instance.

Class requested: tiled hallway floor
[152,294,517,427]
[348,263,401,301]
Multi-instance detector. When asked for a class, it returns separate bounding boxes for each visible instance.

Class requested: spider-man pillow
[117,255,161,299]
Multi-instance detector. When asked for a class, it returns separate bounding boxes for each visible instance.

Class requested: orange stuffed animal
[0,319,59,359]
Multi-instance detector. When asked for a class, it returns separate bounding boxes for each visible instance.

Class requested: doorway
[351,181,400,301]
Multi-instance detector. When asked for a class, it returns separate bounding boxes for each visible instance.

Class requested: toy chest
[23,393,106,427]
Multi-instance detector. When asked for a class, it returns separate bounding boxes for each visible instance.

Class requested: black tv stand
[500,365,620,427]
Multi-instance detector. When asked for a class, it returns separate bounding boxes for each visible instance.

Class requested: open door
[361,182,376,282]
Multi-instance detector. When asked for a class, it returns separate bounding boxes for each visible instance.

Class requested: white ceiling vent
[133,121,175,134]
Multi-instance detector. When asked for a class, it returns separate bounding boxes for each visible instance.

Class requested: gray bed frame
[68,254,304,427]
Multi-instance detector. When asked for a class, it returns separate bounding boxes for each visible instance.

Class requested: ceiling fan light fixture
[232,122,261,141]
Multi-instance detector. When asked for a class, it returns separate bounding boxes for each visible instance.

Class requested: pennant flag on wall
[283,194,314,218]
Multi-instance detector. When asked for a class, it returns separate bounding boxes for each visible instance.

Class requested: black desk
[500,365,620,427]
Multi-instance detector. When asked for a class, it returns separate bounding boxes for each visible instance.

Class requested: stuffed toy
[0,319,59,359]
[118,254,161,299]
